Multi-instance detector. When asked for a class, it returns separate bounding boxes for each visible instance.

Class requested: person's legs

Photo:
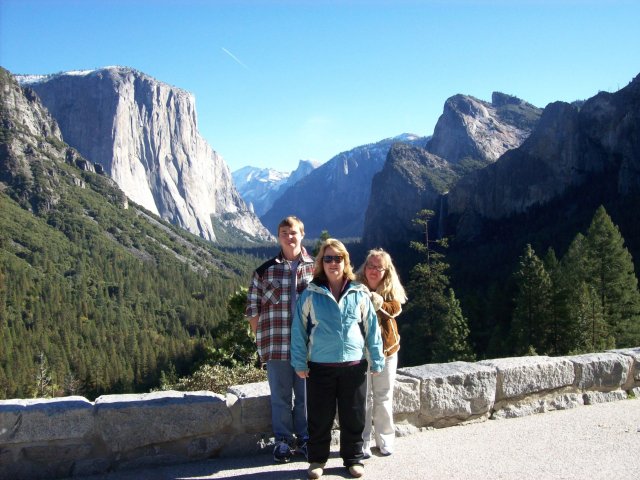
[372,354,398,454]
[362,369,373,457]
[306,362,338,464]
[336,361,367,468]
[266,360,296,443]
[293,369,308,439]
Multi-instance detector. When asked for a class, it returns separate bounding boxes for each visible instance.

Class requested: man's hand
[249,316,259,335]
[296,370,309,378]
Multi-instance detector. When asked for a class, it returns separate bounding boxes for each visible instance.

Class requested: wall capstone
[398,361,497,427]
[0,348,638,479]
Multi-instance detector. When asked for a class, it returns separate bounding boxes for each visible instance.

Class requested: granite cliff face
[260,134,427,238]
[361,93,541,248]
[1,67,62,211]
[426,92,541,165]
[20,67,271,242]
[447,74,640,240]
[362,143,455,248]
[0,67,121,212]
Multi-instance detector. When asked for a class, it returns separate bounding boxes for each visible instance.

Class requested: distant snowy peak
[232,159,320,216]
[393,133,425,143]
[233,166,289,190]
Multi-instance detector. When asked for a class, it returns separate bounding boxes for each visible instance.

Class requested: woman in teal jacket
[291,238,384,479]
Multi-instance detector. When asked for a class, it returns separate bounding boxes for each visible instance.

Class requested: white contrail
[221,47,250,70]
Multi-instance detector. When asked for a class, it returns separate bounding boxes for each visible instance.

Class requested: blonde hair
[313,238,355,283]
[356,248,407,304]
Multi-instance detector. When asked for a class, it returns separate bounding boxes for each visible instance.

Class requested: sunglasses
[323,255,344,264]
[366,264,387,273]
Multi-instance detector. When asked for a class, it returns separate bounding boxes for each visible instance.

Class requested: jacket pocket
[262,280,282,305]
[380,316,400,356]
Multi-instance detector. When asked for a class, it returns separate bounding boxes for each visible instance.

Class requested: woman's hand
[369,292,383,310]
[296,370,309,378]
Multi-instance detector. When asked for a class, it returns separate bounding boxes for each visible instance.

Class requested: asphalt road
[71,398,639,480]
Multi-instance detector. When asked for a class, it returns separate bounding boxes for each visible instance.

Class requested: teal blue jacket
[290,280,385,373]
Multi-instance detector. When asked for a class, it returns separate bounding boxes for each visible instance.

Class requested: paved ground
[71,399,639,480]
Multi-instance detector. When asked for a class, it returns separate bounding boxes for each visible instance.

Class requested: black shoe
[273,440,292,463]
[295,437,309,460]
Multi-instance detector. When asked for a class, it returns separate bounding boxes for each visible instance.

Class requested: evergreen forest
[0,151,266,399]
[396,205,640,368]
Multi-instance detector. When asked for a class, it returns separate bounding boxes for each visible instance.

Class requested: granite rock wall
[1,348,638,479]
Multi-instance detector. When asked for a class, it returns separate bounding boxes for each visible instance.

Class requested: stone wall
[2,348,639,479]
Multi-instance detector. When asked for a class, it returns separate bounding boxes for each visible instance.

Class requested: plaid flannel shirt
[245,247,315,362]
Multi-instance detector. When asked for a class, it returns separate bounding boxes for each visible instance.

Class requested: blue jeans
[266,360,307,442]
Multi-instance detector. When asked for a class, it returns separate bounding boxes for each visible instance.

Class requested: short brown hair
[278,216,305,236]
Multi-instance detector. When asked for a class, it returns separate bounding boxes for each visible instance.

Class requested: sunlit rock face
[22,66,271,242]
[427,92,541,165]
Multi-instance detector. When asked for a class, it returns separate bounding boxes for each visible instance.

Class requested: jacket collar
[308,279,368,296]
[276,246,314,264]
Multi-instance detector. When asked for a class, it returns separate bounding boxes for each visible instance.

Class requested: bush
[160,363,267,394]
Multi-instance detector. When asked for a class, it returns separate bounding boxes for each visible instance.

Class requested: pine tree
[432,289,476,362]
[510,244,552,355]
[33,352,53,398]
[207,287,258,368]
[542,248,571,355]
[313,230,331,256]
[559,232,591,352]
[403,210,474,365]
[572,281,613,352]
[583,206,640,347]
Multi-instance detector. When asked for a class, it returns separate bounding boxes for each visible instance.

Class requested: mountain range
[7,64,639,268]
[8,65,547,245]
[259,133,428,237]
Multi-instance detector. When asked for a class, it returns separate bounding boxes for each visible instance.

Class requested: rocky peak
[446,72,640,240]
[288,159,321,185]
[426,93,542,165]
[1,69,62,142]
[19,66,271,243]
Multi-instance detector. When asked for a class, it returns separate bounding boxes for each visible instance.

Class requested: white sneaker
[379,445,393,456]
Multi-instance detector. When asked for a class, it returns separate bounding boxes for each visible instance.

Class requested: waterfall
[437,192,448,239]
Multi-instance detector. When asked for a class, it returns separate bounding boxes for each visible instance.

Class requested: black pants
[306,360,367,467]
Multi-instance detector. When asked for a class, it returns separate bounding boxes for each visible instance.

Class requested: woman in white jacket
[356,248,407,458]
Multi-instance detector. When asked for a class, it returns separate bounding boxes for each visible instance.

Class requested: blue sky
[1,0,639,173]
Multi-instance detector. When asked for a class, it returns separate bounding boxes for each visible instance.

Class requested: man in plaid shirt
[246,216,315,463]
